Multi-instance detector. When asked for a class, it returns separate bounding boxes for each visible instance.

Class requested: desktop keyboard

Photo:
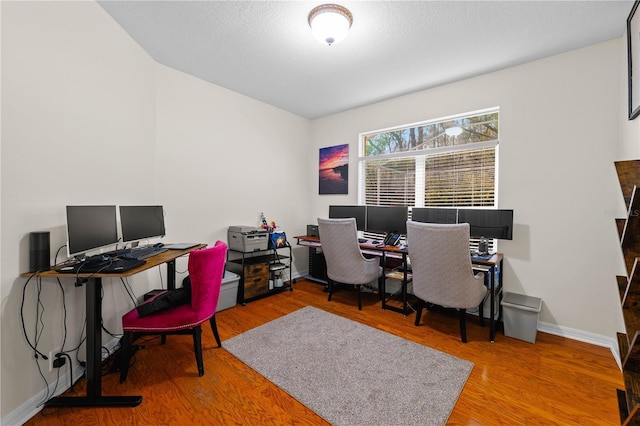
[56,258,145,273]
[120,246,168,261]
[103,248,131,257]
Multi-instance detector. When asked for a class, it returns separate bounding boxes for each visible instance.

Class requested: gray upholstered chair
[317,217,383,310]
[406,220,488,343]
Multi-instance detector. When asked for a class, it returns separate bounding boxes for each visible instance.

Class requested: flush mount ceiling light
[445,126,463,136]
[308,4,353,46]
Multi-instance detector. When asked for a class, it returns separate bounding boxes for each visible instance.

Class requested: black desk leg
[380,252,387,307]
[402,252,409,315]
[87,277,101,398]
[380,252,411,315]
[45,277,142,408]
[167,260,176,290]
[489,266,496,343]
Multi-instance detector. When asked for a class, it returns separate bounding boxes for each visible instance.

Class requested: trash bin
[217,271,240,312]
[501,292,543,343]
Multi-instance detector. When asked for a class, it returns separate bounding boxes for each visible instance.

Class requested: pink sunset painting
[319,144,348,194]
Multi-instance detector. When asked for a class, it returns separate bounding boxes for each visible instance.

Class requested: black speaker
[307,224,319,237]
[29,232,50,272]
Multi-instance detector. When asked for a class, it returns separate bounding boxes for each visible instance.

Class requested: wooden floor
[26,279,623,425]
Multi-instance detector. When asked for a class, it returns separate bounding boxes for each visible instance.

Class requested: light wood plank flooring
[25,279,623,425]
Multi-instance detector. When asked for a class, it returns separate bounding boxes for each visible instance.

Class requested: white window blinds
[358,109,499,209]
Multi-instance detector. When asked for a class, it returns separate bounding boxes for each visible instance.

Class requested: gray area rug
[224,306,473,425]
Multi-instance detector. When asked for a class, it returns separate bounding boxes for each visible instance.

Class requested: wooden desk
[24,244,206,408]
[294,235,504,342]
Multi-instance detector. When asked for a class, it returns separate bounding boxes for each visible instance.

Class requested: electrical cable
[21,248,86,410]
[102,323,121,339]
[34,350,53,408]
[20,269,61,408]
[73,318,87,367]
[119,277,138,306]
[57,352,74,392]
[53,243,87,368]
[55,278,68,358]
[157,264,165,289]
[40,357,64,408]
[20,273,49,360]
[53,244,66,266]
[34,277,46,356]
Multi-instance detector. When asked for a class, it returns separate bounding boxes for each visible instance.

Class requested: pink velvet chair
[119,241,227,383]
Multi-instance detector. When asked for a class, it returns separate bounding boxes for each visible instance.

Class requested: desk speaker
[29,232,50,272]
[307,224,319,237]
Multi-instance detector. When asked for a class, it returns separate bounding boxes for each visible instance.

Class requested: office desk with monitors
[294,235,504,342]
[22,244,206,408]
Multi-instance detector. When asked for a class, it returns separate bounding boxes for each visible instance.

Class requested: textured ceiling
[98,1,634,119]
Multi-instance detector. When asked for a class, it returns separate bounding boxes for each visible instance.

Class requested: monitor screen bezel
[411,207,458,224]
[457,208,513,240]
[66,205,119,258]
[328,205,367,231]
[119,205,166,244]
[365,205,409,234]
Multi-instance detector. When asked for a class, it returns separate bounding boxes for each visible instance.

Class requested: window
[358,108,499,210]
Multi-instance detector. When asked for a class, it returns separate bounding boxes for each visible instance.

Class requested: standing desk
[294,235,504,342]
[24,244,206,408]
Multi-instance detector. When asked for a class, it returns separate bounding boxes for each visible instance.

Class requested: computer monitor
[329,205,366,231]
[366,206,409,234]
[411,207,457,224]
[119,205,166,244]
[457,209,513,240]
[66,205,119,258]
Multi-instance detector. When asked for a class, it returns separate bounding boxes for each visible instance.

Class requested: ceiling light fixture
[308,4,353,46]
[445,126,463,136]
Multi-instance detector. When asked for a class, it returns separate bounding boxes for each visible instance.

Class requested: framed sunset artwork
[319,144,348,195]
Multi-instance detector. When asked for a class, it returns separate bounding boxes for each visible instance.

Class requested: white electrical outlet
[48,347,61,372]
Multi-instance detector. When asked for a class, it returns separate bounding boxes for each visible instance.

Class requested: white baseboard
[2,337,121,426]
[537,321,621,370]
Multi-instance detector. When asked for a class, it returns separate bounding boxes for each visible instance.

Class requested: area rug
[223,306,473,425]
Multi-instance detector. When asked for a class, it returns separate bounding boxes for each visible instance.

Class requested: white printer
[227,226,269,252]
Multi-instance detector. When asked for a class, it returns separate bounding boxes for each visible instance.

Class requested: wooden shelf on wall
[615,160,640,425]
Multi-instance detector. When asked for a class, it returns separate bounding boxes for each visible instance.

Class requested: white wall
[153,64,311,285]
[1,1,156,419]
[1,1,311,422]
[308,39,627,343]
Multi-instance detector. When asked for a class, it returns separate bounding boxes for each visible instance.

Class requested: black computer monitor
[119,205,166,244]
[411,207,457,224]
[66,205,119,258]
[329,205,366,231]
[366,206,409,234]
[457,209,513,240]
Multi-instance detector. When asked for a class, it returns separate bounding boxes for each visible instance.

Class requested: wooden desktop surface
[24,244,207,279]
[293,235,502,264]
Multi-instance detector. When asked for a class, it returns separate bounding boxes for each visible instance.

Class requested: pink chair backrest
[187,241,227,320]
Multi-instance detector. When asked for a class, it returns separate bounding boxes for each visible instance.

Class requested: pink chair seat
[119,241,227,383]
[122,302,209,333]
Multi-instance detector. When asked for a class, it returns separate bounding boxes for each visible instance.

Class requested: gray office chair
[406,221,488,343]
[317,217,383,310]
